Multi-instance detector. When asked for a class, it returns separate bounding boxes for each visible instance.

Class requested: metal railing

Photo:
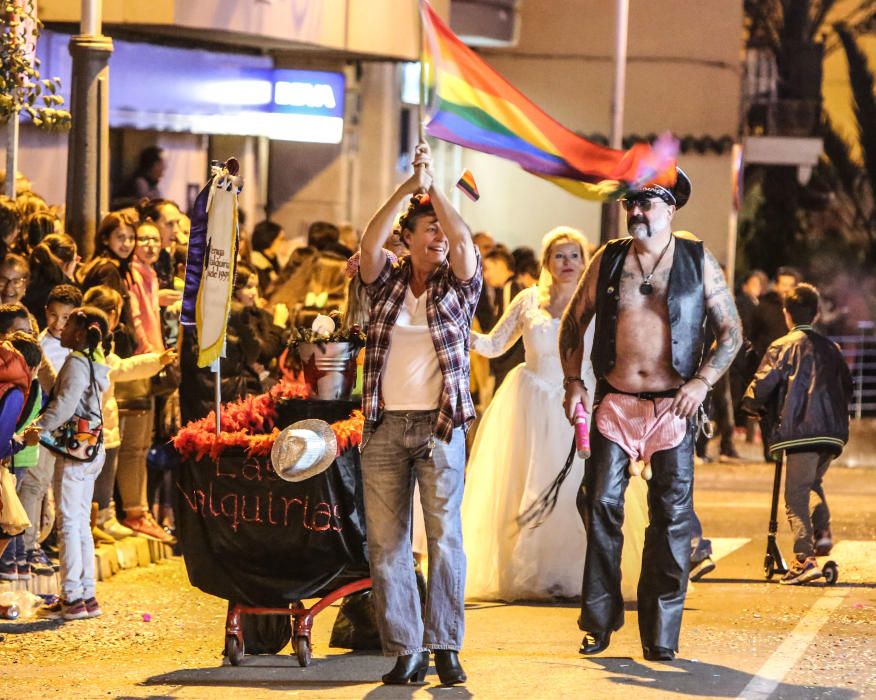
[744,98,822,138]
[831,321,876,419]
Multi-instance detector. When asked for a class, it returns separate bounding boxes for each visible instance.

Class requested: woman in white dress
[462,227,648,602]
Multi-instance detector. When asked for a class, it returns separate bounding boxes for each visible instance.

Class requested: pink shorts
[595,392,687,464]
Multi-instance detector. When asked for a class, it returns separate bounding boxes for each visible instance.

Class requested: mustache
[628,215,652,237]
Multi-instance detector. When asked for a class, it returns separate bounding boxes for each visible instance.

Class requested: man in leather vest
[558,168,742,661]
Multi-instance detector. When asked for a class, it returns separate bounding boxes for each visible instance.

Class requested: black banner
[176,447,368,606]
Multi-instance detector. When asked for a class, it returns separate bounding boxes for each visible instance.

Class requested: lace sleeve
[471,288,532,358]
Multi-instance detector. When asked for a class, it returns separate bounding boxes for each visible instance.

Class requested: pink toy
[573,403,591,459]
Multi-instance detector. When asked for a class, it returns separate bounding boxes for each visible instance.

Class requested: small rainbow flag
[456,169,480,201]
[420,1,677,200]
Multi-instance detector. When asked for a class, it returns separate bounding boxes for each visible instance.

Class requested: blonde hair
[537,226,591,305]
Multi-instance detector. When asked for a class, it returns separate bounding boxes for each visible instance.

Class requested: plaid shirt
[361,253,482,443]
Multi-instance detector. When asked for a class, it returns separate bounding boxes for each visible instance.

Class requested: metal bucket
[296,342,358,401]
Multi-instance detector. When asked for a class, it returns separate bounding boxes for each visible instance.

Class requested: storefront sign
[35,31,346,143]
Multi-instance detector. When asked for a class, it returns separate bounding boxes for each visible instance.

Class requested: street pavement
[2,459,875,699]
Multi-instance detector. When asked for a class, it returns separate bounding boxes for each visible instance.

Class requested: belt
[600,380,679,401]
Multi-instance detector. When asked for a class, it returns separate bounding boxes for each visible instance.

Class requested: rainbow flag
[420,1,677,200]
[456,169,480,201]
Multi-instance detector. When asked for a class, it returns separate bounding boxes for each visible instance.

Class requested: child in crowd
[21,233,80,328]
[743,284,853,585]
[39,284,82,373]
[82,285,175,541]
[23,286,83,564]
[0,333,44,580]
[78,210,138,357]
[35,307,110,620]
[0,253,30,305]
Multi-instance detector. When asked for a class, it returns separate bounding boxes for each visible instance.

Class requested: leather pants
[577,418,695,652]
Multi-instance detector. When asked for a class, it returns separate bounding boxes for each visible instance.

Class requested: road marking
[736,586,849,700]
[709,537,750,562]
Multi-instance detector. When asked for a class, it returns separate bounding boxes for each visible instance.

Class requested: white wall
[1,124,68,205]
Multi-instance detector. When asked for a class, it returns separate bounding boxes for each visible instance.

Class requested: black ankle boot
[579,631,611,655]
[381,651,429,685]
[434,650,466,685]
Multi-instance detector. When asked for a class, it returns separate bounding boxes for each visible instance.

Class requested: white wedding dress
[462,287,648,602]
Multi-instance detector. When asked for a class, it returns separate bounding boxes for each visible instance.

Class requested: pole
[599,0,629,244]
[214,358,222,434]
[81,0,101,34]
[4,0,25,200]
[65,0,112,260]
[4,116,18,199]
[418,1,426,143]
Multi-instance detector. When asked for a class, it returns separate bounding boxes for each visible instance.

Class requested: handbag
[39,354,104,463]
[0,466,30,536]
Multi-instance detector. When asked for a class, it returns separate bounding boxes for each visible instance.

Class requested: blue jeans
[360,411,466,656]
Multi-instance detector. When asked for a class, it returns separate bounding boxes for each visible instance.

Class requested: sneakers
[15,559,31,581]
[814,530,833,556]
[84,597,102,618]
[27,548,56,577]
[690,556,716,581]
[780,557,822,585]
[92,524,116,546]
[97,509,134,540]
[0,559,18,581]
[37,598,89,621]
[718,451,746,464]
[122,512,177,544]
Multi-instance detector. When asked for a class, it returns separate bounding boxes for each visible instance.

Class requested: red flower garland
[173,377,364,462]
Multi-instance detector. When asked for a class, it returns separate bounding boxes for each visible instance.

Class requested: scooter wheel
[764,553,776,580]
[822,561,838,585]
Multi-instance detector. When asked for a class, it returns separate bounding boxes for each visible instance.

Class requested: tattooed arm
[670,246,743,418]
[699,248,743,382]
[559,247,602,423]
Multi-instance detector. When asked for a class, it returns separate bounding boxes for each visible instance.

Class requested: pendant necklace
[633,237,673,296]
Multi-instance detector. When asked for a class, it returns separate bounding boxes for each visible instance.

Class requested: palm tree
[739,1,876,272]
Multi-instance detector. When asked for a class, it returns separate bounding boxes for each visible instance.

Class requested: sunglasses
[621,197,660,212]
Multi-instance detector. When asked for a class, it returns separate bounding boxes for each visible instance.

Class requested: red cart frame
[223,577,373,666]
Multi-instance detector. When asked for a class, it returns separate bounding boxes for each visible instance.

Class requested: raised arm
[429,177,478,282]
[670,247,743,418]
[559,247,602,422]
[471,289,530,358]
[359,144,431,284]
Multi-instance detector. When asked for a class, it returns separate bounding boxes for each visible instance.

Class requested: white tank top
[381,286,443,410]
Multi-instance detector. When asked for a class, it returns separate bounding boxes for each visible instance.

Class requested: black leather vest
[591,235,706,381]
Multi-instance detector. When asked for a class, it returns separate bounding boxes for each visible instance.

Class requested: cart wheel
[296,636,312,667]
[822,561,839,585]
[225,635,245,666]
[764,553,775,580]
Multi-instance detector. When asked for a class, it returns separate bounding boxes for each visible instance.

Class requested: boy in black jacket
[742,284,853,585]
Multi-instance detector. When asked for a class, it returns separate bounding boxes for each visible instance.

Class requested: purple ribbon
[180,179,213,326]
